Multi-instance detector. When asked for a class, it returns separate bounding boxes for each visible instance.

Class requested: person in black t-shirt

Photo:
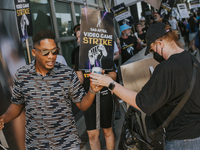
[136,23,147,49]
[153,11,170,25]
[91,23,200,150]
[74,38,117,150]
[118,24,141,64]
[139,16,148,33]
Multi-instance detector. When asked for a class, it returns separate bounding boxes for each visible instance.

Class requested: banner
[79,7,114,70]
[158,0,176,19]
[177,3,189,19]
[189,0,200,9]
[144,0,162,10]
[14,0,33,42]
[111,3,134,26]
[116,0,143,6]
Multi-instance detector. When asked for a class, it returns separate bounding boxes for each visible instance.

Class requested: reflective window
[30,0,54,35]
[74,4,84,24]
[54,1,73,37]
[98,0,103,8]
[87,0,97,4]
[61,41,76,68]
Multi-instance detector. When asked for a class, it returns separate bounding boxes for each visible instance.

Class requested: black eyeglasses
[140,20,145,22]
[34,47,60,56]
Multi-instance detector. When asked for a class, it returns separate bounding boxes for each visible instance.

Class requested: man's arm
[75,71,84,84]
[0,103,24,130]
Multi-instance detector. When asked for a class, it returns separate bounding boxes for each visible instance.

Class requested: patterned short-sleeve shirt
[11,61,86,150]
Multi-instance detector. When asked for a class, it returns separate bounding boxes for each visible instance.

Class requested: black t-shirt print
[119,36,139,64]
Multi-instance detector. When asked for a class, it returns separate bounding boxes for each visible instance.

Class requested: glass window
[98,0,103,8]
[30,0,54,35]
[74,4,84,24]
[87,0,97,5]
[61,41,76,68]
[54,1,73,37]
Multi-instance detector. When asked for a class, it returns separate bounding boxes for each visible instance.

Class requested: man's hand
[0,117,5,130]
[90,79,103,93]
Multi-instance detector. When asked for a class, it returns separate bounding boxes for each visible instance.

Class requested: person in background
[186,16,198,56]
[136,22,147,48]
[196,9,200,30]
[153,11,170,25]
[169,16,178,30]
[139,16,148,33]
[56,54,68,66]
[178,18,188,47]
[74,37,117,150]
[0,29,102,150]
[118,24,141,64]
[90,23,200,150]
[71,24,80,70]
[195,30,200,50]
[147,19,153,28]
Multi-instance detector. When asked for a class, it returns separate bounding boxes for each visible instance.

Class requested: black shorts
[83,88,114,130]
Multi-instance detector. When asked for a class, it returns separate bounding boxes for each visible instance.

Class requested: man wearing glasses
[0,29,102,150]
[139,16,148,33]
[153,11,170,25]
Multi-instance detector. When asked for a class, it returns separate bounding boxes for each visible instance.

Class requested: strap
[162,61,197,128]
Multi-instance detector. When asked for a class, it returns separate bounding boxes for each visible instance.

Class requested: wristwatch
[108,81,116,91]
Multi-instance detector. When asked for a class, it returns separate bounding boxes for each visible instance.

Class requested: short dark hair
[73,24,80,36]
[73,24,80,32]
[33,29,55,46]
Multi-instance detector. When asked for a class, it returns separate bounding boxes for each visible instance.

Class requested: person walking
[186,16,198,56]
[0,29,102,150]
[90,23,200,150]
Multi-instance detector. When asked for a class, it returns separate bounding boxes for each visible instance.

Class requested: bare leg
[102,127,115,150]
[191,38,197,51]
[87,129,101,150]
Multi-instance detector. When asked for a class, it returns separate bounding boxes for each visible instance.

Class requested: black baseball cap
[145,23,172,55]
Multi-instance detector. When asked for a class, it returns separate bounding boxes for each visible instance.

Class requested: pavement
[75,35,200,150]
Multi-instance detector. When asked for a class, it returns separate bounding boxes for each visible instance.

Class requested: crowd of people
[0,5,200,150]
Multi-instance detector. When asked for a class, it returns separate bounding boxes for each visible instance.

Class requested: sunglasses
[35,47,60,56]
[140,20,145,22]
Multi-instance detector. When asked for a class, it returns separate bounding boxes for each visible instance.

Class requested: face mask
[153,44,165,63]
[153,52,165,63]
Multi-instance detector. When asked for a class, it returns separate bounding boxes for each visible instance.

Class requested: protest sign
[111,3,134,26]
[189,0,200,9]
[177,3,189,19]
[14,0,33,42]
[79,7,114,70]
[158,0,176,19]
